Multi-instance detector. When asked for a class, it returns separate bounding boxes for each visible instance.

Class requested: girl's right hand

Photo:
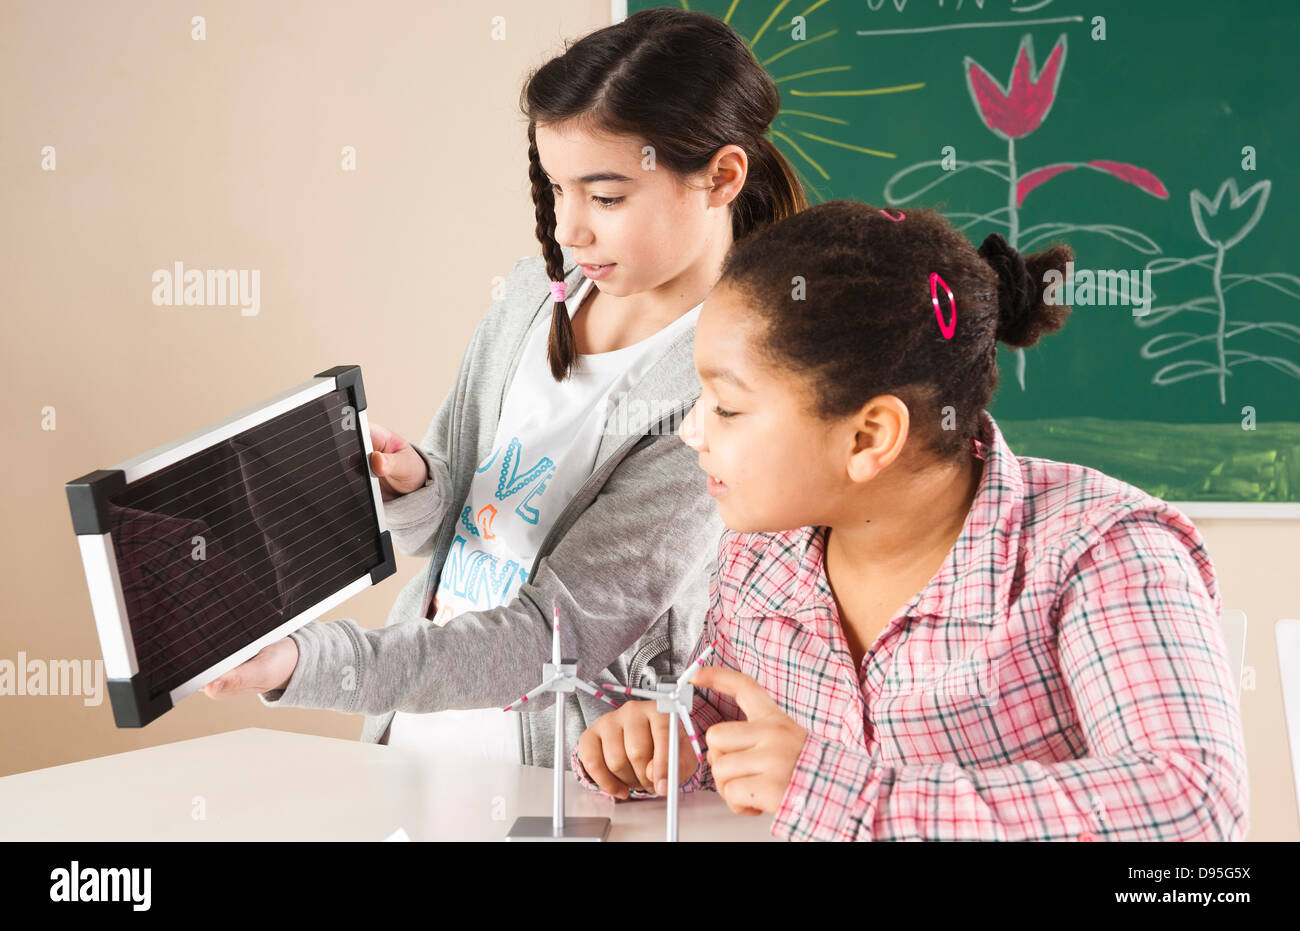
[575,699,700,799]
[368,422,428,500]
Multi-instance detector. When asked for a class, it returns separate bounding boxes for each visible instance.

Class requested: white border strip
[115,377,337,484]
[1173,502,1300,520]
[169,572,372,702]
[76,534,138,679]
[1218,609,1247,700]
[357,407,388,536]
[1275,619,1300,831]
[610,0,626,24]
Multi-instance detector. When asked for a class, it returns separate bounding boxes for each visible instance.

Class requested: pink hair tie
[549,280,567,302]
[930,272,956,340]
[879,208,906,221]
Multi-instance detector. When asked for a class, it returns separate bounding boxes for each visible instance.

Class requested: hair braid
[527,123,577,381]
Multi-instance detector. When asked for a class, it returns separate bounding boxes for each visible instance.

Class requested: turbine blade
[502,676,558,712]
[677,701,705,763]
[599,683,660,702]
[572,677,619,707]
[679,639,720,686]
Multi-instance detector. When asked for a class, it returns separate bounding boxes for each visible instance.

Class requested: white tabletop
[0,727,776,841]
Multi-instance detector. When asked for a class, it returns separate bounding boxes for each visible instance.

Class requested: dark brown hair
[519,8,808,381]
[718,200,1074,462]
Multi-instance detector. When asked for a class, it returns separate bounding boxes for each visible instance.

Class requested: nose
[678,402,705,451]
[551,196,592,251]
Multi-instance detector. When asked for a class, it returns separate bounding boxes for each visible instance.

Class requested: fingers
[703,719,762,755]
[625,711,659,793]
[717,773,772,817]
[202,639,296,699]
[369,422,405,455]
[707,742,770,789]
[648,709,671,794]
[689,666,776,720]
[203,666,251,698]
[575,727,626,798]
[646,712,702,796]
[367,424,415,499]
[600,723,644,797]
[576,708,655,799]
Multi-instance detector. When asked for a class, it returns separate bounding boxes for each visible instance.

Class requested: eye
[548,184,621,209]
[712,405,738,419]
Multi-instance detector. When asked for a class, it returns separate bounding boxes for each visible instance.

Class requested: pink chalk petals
[930,273,957,340]
[964,34,1067,141]
[1016,160,1170,207]
[1087,160,1169,199]
[1016,164,1079,206]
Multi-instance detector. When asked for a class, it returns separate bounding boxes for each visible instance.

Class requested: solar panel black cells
[66,365,396,727]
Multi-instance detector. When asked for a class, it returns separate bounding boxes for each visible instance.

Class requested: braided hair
[519,8,808,381]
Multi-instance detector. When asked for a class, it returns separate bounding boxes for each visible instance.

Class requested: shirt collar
[774,410,1023,626]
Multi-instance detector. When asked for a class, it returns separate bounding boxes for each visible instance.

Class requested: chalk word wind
[152,261,261,317]
[1043,260,1152,317]
[0,653,104,706]
[50,862,151,911]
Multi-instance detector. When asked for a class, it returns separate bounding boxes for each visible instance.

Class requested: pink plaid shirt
[572,410,1249,841]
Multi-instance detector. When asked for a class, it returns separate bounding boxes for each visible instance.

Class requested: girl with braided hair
[206,9,808,774]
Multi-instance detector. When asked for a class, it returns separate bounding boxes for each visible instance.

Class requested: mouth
[578,262,617,281]
[705,473,728,497]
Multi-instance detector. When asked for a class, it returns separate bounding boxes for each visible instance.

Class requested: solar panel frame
[65,365,396,727]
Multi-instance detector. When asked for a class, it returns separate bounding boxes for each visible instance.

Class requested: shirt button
[1077,831,1097,842]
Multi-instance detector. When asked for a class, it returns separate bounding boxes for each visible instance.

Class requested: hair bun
[977,232,1034,344]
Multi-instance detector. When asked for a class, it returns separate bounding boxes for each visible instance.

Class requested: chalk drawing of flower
[1141,178,1300,404]
[885,33,1169,390]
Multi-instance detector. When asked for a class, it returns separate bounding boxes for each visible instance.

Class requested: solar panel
[65,365,395,727]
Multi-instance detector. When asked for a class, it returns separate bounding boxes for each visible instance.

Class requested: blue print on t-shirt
[474,436,556,525]
[441,534,529,607]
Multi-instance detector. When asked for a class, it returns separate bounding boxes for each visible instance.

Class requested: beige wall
[2,1,1296,841]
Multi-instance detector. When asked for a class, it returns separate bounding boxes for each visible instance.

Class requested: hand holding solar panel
[203,635,298,697]
[66,366,396,727]
[366,421,428,500]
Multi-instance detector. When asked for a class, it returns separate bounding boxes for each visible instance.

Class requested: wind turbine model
[599,640,718,842]
[503,605,618,841]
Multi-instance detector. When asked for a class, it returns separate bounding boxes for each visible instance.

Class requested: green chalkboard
[625,0,1300,510]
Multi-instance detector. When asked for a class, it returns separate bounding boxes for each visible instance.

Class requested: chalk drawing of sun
[672,0,924,202]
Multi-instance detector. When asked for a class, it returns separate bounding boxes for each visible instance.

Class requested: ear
[706,145,748,207]
[844,395,909,483]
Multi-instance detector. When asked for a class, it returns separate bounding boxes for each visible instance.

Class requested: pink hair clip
[549,280,567,302]
[930,272,956,340]
[879,207,906,222]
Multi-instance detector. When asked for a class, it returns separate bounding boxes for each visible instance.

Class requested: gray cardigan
[258,244,726,769]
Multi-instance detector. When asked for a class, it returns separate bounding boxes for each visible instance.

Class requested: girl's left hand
[691,666,808,817]
[202,637,299,699]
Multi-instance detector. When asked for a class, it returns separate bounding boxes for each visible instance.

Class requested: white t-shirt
[387,276,702,761]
